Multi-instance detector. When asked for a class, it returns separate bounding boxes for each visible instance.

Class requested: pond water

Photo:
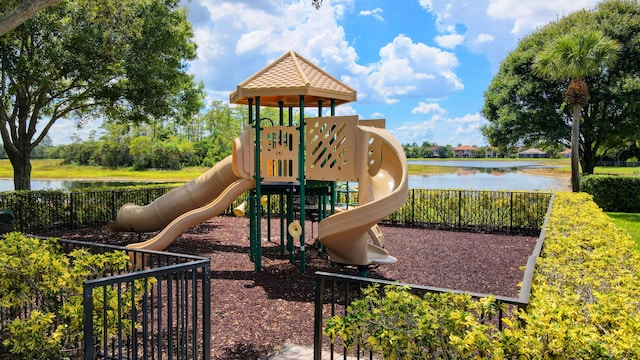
[0,180,157,192]
[407,160,568,192]
[408,160,550,168]
[0,160,568,192]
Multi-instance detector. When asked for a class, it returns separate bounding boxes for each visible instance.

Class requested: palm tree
[533,29,621,192]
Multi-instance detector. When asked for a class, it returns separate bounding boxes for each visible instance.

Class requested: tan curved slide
[318,125,408,265]
[109,156,241,233]
[126,178,255,252]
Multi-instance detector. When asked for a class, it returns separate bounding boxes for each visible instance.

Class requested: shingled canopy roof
[229,50,356,107]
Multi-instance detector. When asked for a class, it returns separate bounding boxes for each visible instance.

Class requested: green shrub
[581,175,640,212]
[325,285,501,358]
[325,192,640,358]
[0,233,154,359]
[513,192,640,358]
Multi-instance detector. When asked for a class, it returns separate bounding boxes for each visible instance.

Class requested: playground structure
[109,51,408,272]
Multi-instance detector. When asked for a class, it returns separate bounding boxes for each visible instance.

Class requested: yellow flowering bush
[0,233,154,359]
[324,284,501,359]
[512,192,640,358]
[325,192,640,359]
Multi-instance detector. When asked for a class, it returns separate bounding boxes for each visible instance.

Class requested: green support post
[249,194,256,262]
[254,96,262,272]
[287,108,295,262]
[287,190,294,262]
[298,95,306,273]
[266,194,271,243]
[279,194,285,255]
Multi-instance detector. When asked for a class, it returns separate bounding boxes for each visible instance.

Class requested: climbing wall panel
[261,126,299,182]
[306,115,358,182]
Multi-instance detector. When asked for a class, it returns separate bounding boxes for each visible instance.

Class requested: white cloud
[454,113,484,124]
[451,113,487,145]
[391,121,437,144]
[412,102,446,115]
[390,112,486,146]
[475,33,494,44]
[365,35,462,104]
[487,0,600,36]
[359,8,384,22]
[186,0,359,96]
[434,33,465,49]
[418,0,432,10]
[48,118,104,145]
[418,0,601,69]
[333,105,358,117]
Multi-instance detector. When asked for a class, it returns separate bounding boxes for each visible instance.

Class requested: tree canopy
[0,0,204,189]
[482,0,640,175]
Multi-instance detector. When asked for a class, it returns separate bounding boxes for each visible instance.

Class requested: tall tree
[0,0,204,189]
[532,29,621,192]
[483,0,640,184]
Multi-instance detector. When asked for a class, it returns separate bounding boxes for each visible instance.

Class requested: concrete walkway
[264,343,365,360]
[264,343,315,359]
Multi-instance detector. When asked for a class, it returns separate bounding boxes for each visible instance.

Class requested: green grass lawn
[594,166,640,176]
[0,159,206,182]
[606,212,640,251]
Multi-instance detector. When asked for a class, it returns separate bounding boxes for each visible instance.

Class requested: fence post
[70,192,75,230]
[83,285,94,360]
[411,189,415,227]
[111,190,116,221]
[458,190,462,230]
[510,192,514,234]
[313,274,325,360]
[202,263,211,360]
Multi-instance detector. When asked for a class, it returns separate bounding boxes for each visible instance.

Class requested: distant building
[453,145,478,158]
[485,147,499,158]
[559,148,571,158]
[518,148,548,158]
[428,145,441,157]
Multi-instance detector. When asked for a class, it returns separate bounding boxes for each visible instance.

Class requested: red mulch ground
[56,216,537,359]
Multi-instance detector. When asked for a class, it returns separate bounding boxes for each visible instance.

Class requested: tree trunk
[5,145,32,191]
[0,0,62,36]
[581,146,597,175]
[13,160,32,191]
[571,104,581,192]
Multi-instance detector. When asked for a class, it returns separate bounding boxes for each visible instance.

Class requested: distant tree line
[401,141,640,160]
[402,142,453,158]
[0,101,306,170]
[5,119,640,165]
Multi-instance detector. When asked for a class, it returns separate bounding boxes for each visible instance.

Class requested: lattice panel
[261,126,299,182]
[306,116,358,182]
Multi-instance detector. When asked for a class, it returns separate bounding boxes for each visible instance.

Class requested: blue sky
[50,0,603,146]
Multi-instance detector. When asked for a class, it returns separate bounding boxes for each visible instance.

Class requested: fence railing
[312,272,528,360]
[61,239,210,360]
[383,189,551,235]
[596,160,640,167]
[312,194,554,359]
[261,189,550,235]
[0,187,551,237]
[0,187,177,234]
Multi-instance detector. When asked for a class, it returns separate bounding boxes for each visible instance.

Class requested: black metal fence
[383,189,551,235]
[312,272,528,360]
[0,187,551,237]
[312,194,554,359]
[61,239,210,360]
[596,160,640,167]
[0,187,177,234]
